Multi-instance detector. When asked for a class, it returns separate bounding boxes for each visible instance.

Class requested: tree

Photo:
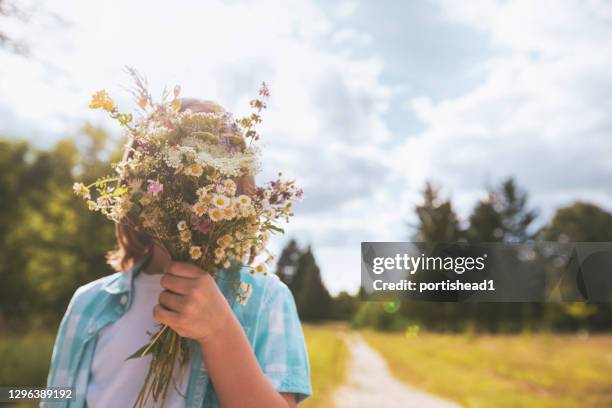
[414,182,462,242]
[540,201,612,242]
[467,200,504,242]
[275,239,303,291]
[0,126,118,328]
[466,178,536,242]
[294,247,332,322]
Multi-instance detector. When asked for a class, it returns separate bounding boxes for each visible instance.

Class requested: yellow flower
[89,90,116,112]
[192,202,207,217]
[214,247,225,259]
[209,207,224,222]
[223,179,237,196]
[213,194,230,209]
[254,263,267,274]
[223,206,236,220]
[180,229,191,243]
[189,246,202,260]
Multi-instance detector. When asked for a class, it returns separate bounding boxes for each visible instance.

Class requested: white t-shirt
[86,272,191,408]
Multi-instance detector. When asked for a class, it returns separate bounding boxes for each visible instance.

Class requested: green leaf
[266,224,285,234]
[125,343,153,360]
[113,186,128,197]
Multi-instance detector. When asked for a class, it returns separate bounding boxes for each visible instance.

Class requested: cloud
[398,0,612,219]
[0,0,396,293]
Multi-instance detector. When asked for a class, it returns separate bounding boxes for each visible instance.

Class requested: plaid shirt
[43,257,311,407]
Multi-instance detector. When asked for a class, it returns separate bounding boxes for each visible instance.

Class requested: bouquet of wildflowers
[74,71,302,407]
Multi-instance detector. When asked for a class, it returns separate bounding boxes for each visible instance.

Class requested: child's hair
[106,98,256,271]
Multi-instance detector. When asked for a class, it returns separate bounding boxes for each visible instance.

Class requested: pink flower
[147,179,163,195]
[192,219,210,233]
[259,81,270,98]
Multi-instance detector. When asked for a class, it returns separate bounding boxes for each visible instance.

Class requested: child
[44,100,312,408]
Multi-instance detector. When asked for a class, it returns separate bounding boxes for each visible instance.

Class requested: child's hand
[154,261,234,344]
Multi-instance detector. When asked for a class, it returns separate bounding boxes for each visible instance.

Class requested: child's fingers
[161,273,193,294]
[153,304,179,326]
[166,261,204,278]
[159,290,185,312]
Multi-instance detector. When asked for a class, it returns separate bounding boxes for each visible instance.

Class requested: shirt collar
[102,255,150,295]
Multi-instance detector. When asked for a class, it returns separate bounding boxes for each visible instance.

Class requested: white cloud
[0,0,395,293]
[398,0,612,220]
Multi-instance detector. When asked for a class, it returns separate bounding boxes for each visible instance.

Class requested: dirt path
[333,334,460,408]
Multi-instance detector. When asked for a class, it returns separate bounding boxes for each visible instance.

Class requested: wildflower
[236,194,252,207]
[214,247,225,259]
[259,81,270,98]
[237,281,253,305]
[147,180,163,195]
[89,90,116,112]
[223,206,236,220]
[165,146,182,168]
[196,187,208,199]
[180,229,191,243]
[172,99,182,111]
[212,194,230,209]
[87,200,97,211]
[185,165,203,177]
[209,207,224,222]
[177,220,188,231]
[254,263,267,274]
[73,182,91,199]
[189,246,202,260]
[192,220,210,233]
[128,178,143,192]
[223,179,237,196]
[192,202,207,217]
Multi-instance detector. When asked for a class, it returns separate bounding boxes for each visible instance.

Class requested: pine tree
[467,177,536,243]
[414,182,462,242]
[294,247,332,321]
[275,239,303,291]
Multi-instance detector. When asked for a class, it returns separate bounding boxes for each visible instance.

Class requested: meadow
[1,326,611,407]
[364,330,612,408]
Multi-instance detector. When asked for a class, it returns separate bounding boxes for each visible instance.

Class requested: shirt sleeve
[42,290,79,408]
[41,290,78,388]
[252,280,312,403]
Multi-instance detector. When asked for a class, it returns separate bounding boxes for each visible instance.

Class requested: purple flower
[147,179,163,195]
[192,220,210,233]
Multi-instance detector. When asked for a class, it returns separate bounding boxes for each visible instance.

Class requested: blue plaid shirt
[43,257,311,407]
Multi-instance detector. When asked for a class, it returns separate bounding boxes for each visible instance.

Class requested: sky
[2,0,612,294]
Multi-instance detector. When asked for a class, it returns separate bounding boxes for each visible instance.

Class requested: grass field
[0,325,348,407]
[301,323,348,407]
[363,330,612,408]
[2,327,612,407]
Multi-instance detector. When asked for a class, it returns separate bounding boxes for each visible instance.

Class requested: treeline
[1,131,611,332]
[278,179,612,332]
[0,128,120,329]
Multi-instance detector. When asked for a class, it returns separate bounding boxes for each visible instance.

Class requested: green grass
[0,325,348,407]
[301,323,348,408]
[363,330,612,408]
[0,331,55,387]
[0,331,55,408]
